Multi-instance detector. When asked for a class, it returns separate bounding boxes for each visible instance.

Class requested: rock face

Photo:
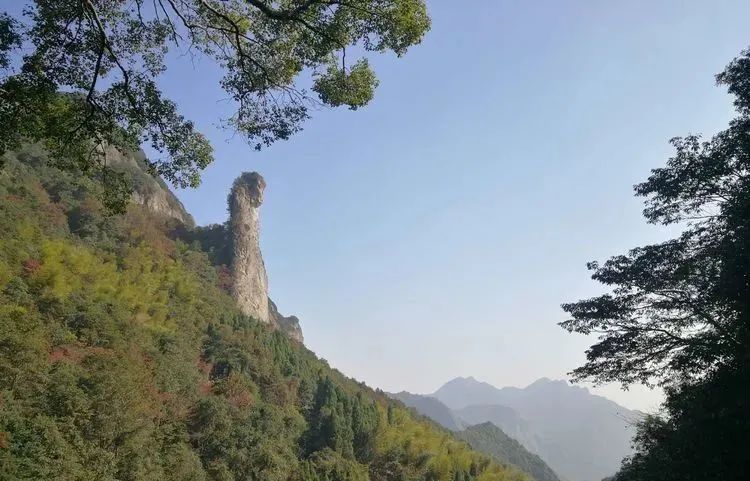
[229,172,270,324]
[227,172,304,342]
[105,146,194,226]
[269,299,304,343]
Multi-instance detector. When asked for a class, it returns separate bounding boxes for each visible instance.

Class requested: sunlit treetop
[0,1,430,211]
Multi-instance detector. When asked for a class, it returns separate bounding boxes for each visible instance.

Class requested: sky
[124,1,750,411]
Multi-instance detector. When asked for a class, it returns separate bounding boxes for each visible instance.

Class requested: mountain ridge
[458,423,561,481]
[390,391,466,431]
[402,376,640,481]
[388,391,560,481]
[456,404,540,455]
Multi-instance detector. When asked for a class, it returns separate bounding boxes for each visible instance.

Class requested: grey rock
[118,162,305,342]
[105,146,194,226]
[229,172,270,324]
[268,298,304,343]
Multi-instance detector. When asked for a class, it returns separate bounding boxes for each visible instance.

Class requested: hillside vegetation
[388,391,560,481]
[0,146,527,481]
[457,424,560,481]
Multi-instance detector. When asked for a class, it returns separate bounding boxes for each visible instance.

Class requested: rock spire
[227,172,304,342]
[229,172,270,324]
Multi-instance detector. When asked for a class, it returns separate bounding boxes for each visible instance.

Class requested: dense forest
[0,146,528,481]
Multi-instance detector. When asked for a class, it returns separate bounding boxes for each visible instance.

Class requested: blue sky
[148,1,748,410]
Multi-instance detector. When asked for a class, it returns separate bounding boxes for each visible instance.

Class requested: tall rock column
[229,172,270,324]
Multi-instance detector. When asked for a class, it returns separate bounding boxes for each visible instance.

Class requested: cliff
[105,146,194,226]
[0,147,525,481]
[268,299,303,343]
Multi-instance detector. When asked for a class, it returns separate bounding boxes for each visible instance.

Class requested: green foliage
[301,448,370,481]
[614,367,750,481]
[561,47,750,480]
[560,48,750,390]
[0,149,523,481]
[304,377,380,461]
[0,13,20,70]
[0,1,430,211]
[458,424,560,481]
[185,223,233,268]
[313,59,379,110]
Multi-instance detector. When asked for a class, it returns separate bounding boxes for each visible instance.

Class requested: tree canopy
[0,0,430,210]
[560,48,750,389]
[560,47,750,480]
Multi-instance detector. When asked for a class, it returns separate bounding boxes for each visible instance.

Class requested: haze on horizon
[158,1,750,412]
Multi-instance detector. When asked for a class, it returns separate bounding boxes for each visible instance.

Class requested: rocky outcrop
[226,172,304,342]
[105,146,194,226]
[124,162,303,341]
[130,189,193,225]
[269,298,304,343]
[228,172,269,324]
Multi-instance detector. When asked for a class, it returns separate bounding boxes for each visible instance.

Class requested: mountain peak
[430,374,637,481]
[443,376,487,387]
[526,377,592,396]
[432,377,502,410]
[527,377,565,388]
[529,377,553,384]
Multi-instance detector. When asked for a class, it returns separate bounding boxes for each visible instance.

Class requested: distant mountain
[390,391,466,431]
[433,376,503,409]
[458,423,561,481]
[432,377,641,481]
[456,404,540,454]
[389,392,560,481]
[392,387,541,454]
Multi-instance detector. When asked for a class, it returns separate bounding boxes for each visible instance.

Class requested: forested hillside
[0,146,527,481]
[457,424,560,481]
[388,392,560,481]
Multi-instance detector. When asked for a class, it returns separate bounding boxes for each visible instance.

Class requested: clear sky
[151,1,750,411]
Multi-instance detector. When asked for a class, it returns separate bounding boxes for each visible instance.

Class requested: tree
[614,367,750,481]
[0,1,430,211]
[560,47,750,480]
[560,48,750,389]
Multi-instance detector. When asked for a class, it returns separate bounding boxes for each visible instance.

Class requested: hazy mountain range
[392,377,642,481]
